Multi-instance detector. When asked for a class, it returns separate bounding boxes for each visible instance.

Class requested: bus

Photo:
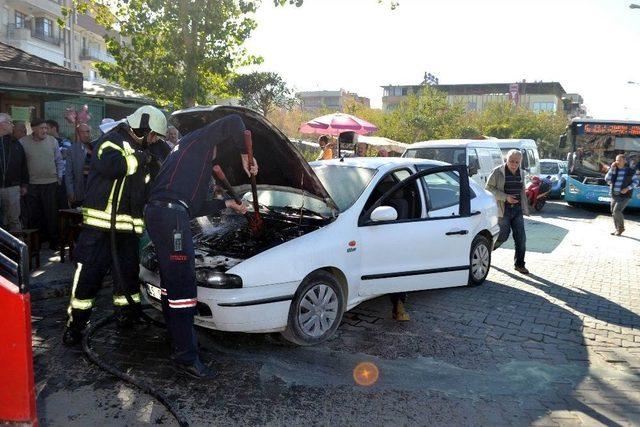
[561,118,640,208]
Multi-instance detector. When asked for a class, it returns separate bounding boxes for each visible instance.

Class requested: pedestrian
[315,135,334,160]
[0,113,29,232]
[377,148,389,157]
[145,114,257,379]
[62,105,167,346]
[46,119,71,210]
[12,121,27,141]
[20,118,64,249]
[166,125,180,149]
[605,154,639,236]
[65,123,93,208]
[486,149,530,274]
[356,142,368,157]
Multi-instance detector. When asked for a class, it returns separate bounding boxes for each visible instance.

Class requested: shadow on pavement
[494,266,640,329]
[499,217,569,254]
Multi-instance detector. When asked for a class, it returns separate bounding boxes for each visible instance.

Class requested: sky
[242,0,640,119]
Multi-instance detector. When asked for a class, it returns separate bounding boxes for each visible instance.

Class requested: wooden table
[58,208,83,263]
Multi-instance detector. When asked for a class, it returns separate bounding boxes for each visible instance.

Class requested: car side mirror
[370,206,398,222]
[559,134,567,148]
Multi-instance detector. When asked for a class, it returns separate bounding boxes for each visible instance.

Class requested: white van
[494,139,540,181]
[402,139,504,186]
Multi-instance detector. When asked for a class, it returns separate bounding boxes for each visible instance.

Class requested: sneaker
[392,300,411,322]
[514,266,530,274]
[172,359,217,380]
[62,327,83,346]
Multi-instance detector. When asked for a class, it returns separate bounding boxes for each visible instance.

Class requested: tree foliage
[230,72,293,117]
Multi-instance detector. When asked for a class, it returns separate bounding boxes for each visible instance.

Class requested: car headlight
[195,268,243,289]
[568,184,581,194]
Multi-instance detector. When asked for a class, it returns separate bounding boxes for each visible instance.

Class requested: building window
[35,17,54,37]
[532,102,556,113]
[394,87,403,96]
[15,11,26,28]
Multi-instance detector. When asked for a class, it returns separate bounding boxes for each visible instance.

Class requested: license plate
[146,283,162,300]
[598,196,612,202]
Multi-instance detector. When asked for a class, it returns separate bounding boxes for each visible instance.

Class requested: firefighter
[63,106,167,346]
[145,114,257,379]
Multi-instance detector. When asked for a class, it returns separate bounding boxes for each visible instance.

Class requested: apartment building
[381,81,586,118]
[296,89,371,113]
[0,0,115,82]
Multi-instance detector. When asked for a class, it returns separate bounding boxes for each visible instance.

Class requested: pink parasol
[299,112,378,136]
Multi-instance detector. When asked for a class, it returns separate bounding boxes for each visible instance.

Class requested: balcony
[80,48,115,64]
[4,24,32,43]
[6,0,62,17]
[31,27,60,46]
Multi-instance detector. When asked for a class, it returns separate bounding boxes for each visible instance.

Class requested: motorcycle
[525,176,552,211]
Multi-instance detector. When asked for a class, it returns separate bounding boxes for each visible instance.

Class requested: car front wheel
[468,234,491,286]
[281,271,344,346]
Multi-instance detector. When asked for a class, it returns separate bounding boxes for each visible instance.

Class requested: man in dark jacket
[63,106,167,346]
[64,123,93,207]
[145,114,257,379]
[0,113,28,231]
[605,154,639,236]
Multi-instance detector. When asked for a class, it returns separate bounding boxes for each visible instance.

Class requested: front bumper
[139,266,300,333]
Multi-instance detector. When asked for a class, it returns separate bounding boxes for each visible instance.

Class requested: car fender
[227,214,359,289]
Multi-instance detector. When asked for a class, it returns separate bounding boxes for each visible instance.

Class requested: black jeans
[495,204,526,268]
[24,183,59,246]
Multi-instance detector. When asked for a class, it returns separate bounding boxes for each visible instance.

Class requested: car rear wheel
[468,234,491,286]
[281,271,344,346]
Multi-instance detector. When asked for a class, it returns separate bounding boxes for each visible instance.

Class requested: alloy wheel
[298,284,339,337]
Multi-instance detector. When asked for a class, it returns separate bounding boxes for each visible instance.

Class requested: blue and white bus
[561,118,640,208]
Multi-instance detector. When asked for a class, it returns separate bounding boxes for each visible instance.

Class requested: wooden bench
[58,208,83,263]
[11,229,40,270]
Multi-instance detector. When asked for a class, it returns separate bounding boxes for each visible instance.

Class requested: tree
[470,101,568,157]
[230,72,293,117]
[70,0,260,108]
[379,86,466,143]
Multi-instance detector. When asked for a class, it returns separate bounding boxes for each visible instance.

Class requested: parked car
[403,139,504,187]
[139,106,500,345]
[539,158,567,199]
[494,139,541,182]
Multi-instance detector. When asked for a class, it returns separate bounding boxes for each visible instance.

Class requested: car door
[357,165,473,297]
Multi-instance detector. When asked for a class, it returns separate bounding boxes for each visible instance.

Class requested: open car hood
[170,106,338,214]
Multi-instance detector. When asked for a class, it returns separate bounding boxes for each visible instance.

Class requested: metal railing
[31,27,61,46]
[0,228,29,293]
[80,47,115,63]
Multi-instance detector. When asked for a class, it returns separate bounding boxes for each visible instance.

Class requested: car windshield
[310,164,377,212]
[238,186,334,218]
[540,162,559,174]
[404,147,467,165]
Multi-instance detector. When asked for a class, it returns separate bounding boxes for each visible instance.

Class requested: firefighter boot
[63,309,91,346]
[115,304,143,329]
[392,300,410,322]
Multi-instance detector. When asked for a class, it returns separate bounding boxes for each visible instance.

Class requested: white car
[140,106,500,345]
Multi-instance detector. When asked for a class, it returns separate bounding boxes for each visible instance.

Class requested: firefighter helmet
[126,105,167,136]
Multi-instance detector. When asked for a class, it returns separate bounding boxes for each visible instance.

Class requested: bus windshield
[570,123,640,177]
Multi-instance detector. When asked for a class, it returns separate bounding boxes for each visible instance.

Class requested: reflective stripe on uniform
[70,298,94,310]
[67,263,87,324]
[168,298,197,309]
[144,174,151,184]
[113,293,142,306]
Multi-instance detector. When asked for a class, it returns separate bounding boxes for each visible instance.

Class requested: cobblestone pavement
[32,201,640,426]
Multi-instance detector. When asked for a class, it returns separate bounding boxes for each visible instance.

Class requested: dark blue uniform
[145,115,246,364]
